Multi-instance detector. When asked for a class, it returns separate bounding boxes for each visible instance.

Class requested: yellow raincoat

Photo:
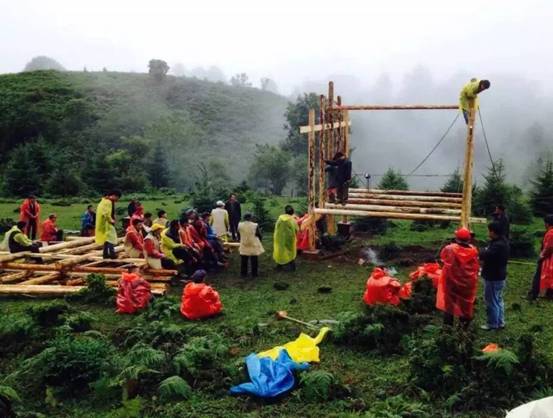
[258,327,330,363]
[95,198,117,245]
[273,214,299,265]
[459,78,480,112]
[160,229,183,265]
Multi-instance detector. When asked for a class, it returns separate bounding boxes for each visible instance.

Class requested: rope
[407,112,461,176]
[478,107,497,174]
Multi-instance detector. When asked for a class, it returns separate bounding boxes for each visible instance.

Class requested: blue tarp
[230,349,309,398]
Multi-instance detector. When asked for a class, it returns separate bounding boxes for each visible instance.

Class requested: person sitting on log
[180,269,223,320]
[436,227,480,329]
[124,217,144,258]
[201,212,227,262]
[324,152,352,205]
[143,223,174,270]
[186,210,224,269]
[161,220,198,275]
[40,214,63,243]
[459,78,490,124]
[80,205,96,237]
[153,210,169,228]
[4,221,41,253]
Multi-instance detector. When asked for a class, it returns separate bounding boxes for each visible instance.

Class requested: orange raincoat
[19,198,41,236]
[363,267,402,306]
[180,282,222,320]
[116,272,152,314]
[539,228,553,291]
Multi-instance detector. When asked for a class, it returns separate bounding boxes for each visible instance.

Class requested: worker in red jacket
[180,269,222,320]
[40,214,63,242]
[436,227,480,328]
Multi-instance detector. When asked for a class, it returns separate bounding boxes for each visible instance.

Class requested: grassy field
[0,197,551,417]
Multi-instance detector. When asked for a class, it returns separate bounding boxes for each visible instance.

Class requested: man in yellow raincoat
[273,205,299,271]
[459,78,490,123]
[95,190,121,259]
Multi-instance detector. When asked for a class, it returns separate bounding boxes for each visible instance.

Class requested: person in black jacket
[225,193,242,241]
[324,152,352,205]
[491,204,510,239]
[479,221,510,330]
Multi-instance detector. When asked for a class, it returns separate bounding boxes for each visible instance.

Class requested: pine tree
[148,144,170,189]
[378,168,408,190]
[530,159,553,216]
[441,169,463,193]
[473,160,510,216]
[3,145,41,196]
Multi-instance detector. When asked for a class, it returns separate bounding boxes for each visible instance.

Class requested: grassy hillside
[0,70,288,193]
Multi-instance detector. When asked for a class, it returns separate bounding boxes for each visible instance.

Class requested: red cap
[455,227,471,241]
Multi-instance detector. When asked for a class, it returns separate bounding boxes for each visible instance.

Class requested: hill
[0,70,288,195]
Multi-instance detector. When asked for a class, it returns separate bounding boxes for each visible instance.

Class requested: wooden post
[461,100,476,228]
[307,109,317,251]
[318,95,326,210]
[343,110,350,157]
[326,83,336,235]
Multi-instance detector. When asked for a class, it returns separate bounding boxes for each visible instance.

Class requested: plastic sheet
[230,349,309,398]
[258,327,330,363]
[180,282,222,320]
[363,267,402,306]
[116,273,152,314]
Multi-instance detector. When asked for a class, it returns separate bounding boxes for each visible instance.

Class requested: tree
[378,168,408,190]
[148,59,170,82]
[473,161,510,216]
[281,93,320,155]
[23,56,65,72]
[249,145,290,195]
[260,78,278,93]
[230,73,251,87]
[148,143,170,189]
[441,169,463,193]
[3,145,42,196]
[530,159,553,216]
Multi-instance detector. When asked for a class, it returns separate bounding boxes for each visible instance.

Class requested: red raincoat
[539,228,553,291]
[363,268,402,306]
[409,262,442,288]
[180,282,222,320]
[40,218,58,242]
[19,199,41,236]
[296,214,311,251]
[116,272,152,314]
[436,243,479,318]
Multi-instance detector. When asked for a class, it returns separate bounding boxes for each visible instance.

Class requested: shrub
[299,370,340,402]
[64,312,97,332]
[379,242,402,261]
[509,227,537,258]
[0,315,35,355]
[352,217,388,235]
[0,218,14,234]
[67,274,116,305]
[403,278,436,315]
[158,376,192,401]
[27,301,69,327]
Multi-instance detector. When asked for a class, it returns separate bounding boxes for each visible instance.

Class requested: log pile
[317,188,487,224]
[0,237,176,297]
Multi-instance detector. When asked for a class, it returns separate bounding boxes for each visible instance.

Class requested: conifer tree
[148,144,170,189]
[530,159,553,216]
[378,168,408,190]
[441,169,463,193]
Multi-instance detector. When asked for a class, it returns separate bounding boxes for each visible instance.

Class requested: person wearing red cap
[436,227,480,328]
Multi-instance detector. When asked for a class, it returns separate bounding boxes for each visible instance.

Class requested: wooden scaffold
[299,81,486,252]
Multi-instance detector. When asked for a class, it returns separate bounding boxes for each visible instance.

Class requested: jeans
[462,110,469,124]
[529,259,543,299]
[241,255,258,277]
[102,242,116,259]
[483,280,505,328]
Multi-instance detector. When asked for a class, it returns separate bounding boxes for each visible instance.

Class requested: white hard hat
[216,200,225,207]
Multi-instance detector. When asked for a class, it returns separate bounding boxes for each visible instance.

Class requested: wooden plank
[18,272,62,286]
[347,198,461,209]
[0,284,166,297]
[349,188,462,197]
[331,104,459,111]
[0,271,31,284]
[461,100,476,228]
[39,237,95,253]
[299,120,351,134]
[314,208,486,223]
[0,252,32,263]
[348,192,462,203]
[325,203,461,215]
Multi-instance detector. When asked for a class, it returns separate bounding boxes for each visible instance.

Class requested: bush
[509,227,537,258]
[352,217,388,235]
[158,376,192,401]
[379,242,402,261]
[299,370,343,402]
[27,301,69,327]
[403,278,436,315]
[64,312,97,332]
[67,274,116,305]
[0,315,36,355]
[0,218,14,234]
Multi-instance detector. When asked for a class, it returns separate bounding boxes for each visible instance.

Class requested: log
[349,188,462,198]
[39,237,95,253]
[348,192,462,203]
[0,284,166,297]
[299,120,351,134]
[346,198,461,209]
[0,252,32,263]
[18,272,62,286]
[314,208,487,223]
[461,100,476,228]
[325,203,461,215]
[1,263,59,272]
[60,242,103,255]
[331,104,459,111]
[0,271,31,284]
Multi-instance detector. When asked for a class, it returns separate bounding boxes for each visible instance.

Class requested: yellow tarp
[257,327,330,363]
[273,214,298,265]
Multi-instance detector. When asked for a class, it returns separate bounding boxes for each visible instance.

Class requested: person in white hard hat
[210,200,230,242]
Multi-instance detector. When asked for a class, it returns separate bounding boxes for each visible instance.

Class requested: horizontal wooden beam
[347,198,461,209]
[350,188,462,198]
[325,203,461,216]
[348,192,462,203]
[0,284,166,297]
[299,120,351,134]
[330,104,459,111]
[314,208,486,223]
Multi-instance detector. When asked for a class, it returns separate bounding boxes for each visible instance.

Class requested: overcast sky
[2,0,552,94]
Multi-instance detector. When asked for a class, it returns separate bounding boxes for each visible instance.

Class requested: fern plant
[158,376,192,401]
[299,370,336,402]
[475,349,520,375]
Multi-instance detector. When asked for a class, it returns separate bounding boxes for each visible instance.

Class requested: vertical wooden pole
[307,109,316,251]
[343,110,350,157]
[336,96,343,154]
[461,101,476,228]
[318,95,326,210]
[326,82,336,235]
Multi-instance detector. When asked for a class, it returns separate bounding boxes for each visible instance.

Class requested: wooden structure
[300,81,485,251]
[0,237,176,297]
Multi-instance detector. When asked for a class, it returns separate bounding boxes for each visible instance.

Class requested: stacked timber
[317,188,486,223]
[0,237,175,297]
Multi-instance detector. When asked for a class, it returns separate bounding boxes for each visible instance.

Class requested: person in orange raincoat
[529,215,553,300]
[116,265,152,314]
[363,267,402,306]
[19,195,41,240]
[436,227,480,327]
[40,214,63,242]
[180,269,222,320]
[296,213,311,251]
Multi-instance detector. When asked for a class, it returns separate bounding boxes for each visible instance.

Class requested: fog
[2,0,553,189]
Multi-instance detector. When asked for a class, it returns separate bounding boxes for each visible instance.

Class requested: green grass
[0,199,551,417]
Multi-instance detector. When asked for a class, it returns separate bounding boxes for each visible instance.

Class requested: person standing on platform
[324,152,352,205]
[95,190,121,259]
[459,78,490,123]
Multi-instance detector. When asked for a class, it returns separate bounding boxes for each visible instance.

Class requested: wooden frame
[299,81,482,251]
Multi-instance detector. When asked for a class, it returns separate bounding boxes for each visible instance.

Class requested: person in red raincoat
[436,227,480,327]
[116,265,152,314]
[180,269,222,320]
[40,214,63,242]
[19,195,41,240]
[363,267,402,306]
[529,215,553,299]
[296,213,311,251]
